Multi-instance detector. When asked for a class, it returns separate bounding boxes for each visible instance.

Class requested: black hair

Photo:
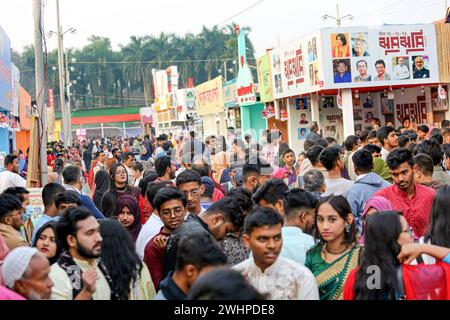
[252,179,289,206]
[413,153,434,176]
[242,164,260,183]
[175,232,227,272]
[4,154,18,167]
[133,162,144,173]
[303,169,325,193]
[406,131,418,142]
[56,207,93,251]
[336,33,347,46]
[315,139,329,148]
[0,194,23,221]
[413,140,443,166]
[281,148,295,158]
[153,187,187,213]
[303,140,315,152]
[425,185,450,247]
[386,148,414,170]
[155,156,172,178]
[344,135,360,152]
[244,207,284,235]
[146,181,173,207]
[122,152,134,162]
[367,130,378,141]
[325,137,337,146]
[3,187,29,203]
[109,163,129,188]
[377,126,395,146]
[205,197,244,229]
[62,165,82,185]
[55,191,82,209]
[138,171,158,198]
[441,120,450,128]
[363,144,382,154]
[54,158,65,175]
[315,196,357,245]
[397,135,410,148]
[42,183,66,207]
[352,149,374,173]
[188,267,266,300]
[430,133,443,145]
[192,159,211,177]
[375,59,386,68]
[162,141,172,152]
[99,219,143,300]
[227,187,254,213]
[319,146,341,171]
[32,221,63,265]
[307,145,325,166]
[417,125,430,134]
[176,170,201,188]
[283,189,318,219]
[354,211,403,300]
[443,144,450,158]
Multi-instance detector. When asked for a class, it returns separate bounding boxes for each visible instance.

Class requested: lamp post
[322,3,353,26]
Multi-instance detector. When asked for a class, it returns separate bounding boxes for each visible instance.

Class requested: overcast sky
[0,0,447,56]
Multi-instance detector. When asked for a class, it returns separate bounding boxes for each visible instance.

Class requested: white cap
[2,247,39,289]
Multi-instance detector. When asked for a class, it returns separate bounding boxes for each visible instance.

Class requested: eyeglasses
[161,207,185,217]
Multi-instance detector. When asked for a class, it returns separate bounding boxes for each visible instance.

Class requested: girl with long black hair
[99,219,155,300]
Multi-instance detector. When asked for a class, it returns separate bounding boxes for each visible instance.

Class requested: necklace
[322,243,349,255]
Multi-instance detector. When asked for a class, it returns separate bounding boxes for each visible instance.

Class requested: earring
[345,223,351,234]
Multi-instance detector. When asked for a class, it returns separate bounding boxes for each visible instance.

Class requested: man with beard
[155,156,177,183]
[242,159,273,194]
[0,155,26,193]
[0,194,29,250]
[144,187,187,290]
[50,207,114,300]
[233,208,319,300]
[1,247,53,300]
[375,148,435,239]
[280,189,317,266]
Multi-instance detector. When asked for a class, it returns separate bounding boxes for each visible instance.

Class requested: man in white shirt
[49,207,112,300]
[393,57,410,80]
[319,147,354,197]
[233,208,319,300]
[377,126,399,161]
[122,152,136,186]
[0,155,26,194]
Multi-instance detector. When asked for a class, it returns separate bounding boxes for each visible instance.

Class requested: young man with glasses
[175,170,205,216]
[144,187,187,290]
[0,194,29,250]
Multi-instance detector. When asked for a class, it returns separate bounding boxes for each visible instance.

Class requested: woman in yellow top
[332,33,350,58]
[100,220,156,300]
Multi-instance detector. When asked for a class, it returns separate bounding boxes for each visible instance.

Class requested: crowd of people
[0,120,450,300]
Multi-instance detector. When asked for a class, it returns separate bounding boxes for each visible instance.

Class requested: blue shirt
[334,72,352,83]
[443,254,450,264]
[32,214,60,244]
[280,227,315,266]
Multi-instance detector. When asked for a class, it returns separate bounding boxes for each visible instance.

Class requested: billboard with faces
[321,24,439,89]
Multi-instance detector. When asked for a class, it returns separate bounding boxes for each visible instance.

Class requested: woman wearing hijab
[101,163,141,218]
[359,196,393,244]
[114,195,142,242]
[32,222,63,265]
[140,146,151,162]
[93,170,111,211]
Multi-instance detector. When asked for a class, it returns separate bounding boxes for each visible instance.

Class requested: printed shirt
[375,184,435,238]
[233,256,319,300]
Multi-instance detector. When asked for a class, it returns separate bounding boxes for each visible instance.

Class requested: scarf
[212,151,229,183]
[57,251,119,300]
[115,195,142,242]
[93,170,111,209]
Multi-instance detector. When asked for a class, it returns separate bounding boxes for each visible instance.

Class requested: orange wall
[16,130,31,155]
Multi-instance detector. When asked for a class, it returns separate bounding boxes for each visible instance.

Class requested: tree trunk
[141,69,151,108]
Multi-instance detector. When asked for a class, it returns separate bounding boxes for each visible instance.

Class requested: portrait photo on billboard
[412,56,430,79]
[322,97,335,109]
[354,109,363,121]
[299,113,309,125]
[373,59,391,81]
[333,59,352,83]
[365,111,375,123]
[392,56,411,80]
[331,33,350,58]
[296,97,308,110]
[309,64,315,86]
[353,59,372,82]
[381,94,395,115]
[363,96,374,109]
[351,33,369,57]
[298,127,310,140]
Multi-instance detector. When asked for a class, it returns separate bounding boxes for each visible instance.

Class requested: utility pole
[56,0,72,147]
[32,0,48,186]
[322,3,353,26]
[223,60,228,82]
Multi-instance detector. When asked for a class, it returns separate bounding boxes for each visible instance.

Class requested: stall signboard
[321,24,439,89]
[11,63,19,115]
[270,32,324,99]
[0,26,12,112]
[195,76,224,116]
[223,79,238,108]
[257,54,274,103]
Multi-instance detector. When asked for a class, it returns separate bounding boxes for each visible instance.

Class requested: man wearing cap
[1,247,53,300]
[0,194,29,250]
